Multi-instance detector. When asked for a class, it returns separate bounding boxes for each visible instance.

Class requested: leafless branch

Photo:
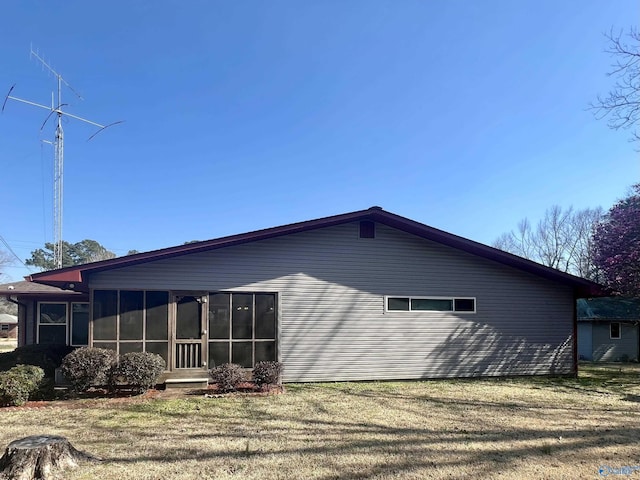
[492,206,603,279]
[589,27,640,143]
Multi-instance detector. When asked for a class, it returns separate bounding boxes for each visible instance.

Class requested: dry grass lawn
[0,339,16,353]
[1,364,639,479]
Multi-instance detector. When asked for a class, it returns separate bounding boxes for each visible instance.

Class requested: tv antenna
[2,47,123,270]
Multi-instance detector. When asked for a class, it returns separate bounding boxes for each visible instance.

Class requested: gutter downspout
[7,296,27,347]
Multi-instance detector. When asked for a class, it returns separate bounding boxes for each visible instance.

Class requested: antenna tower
[2,47,122,269]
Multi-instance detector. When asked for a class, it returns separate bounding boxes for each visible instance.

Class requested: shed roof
[26,206,603,297]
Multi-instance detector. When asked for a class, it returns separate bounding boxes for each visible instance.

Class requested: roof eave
[365,209,604,297]
[27,206,605,296]
[28,208,374,284]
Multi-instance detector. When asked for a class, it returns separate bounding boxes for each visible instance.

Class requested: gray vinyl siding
[577,323,593,361]
[592,323,639,362]
[89,222,575,382]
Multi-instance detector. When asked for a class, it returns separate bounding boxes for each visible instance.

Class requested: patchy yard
[0,339,16,354]
[0,364,639,479]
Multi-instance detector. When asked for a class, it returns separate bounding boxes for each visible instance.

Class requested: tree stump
[0,435,99,480]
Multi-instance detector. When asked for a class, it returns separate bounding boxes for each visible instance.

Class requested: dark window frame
[208,292,278,369]
[91,289,170,365]
[70,302,90,346]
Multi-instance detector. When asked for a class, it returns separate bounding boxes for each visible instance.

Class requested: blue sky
[1,0,639,281]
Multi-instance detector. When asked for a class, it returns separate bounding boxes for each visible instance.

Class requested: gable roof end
[27,206,604,297]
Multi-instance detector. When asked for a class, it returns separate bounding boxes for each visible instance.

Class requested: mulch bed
[3,382,284,411]
[198,382,285,397]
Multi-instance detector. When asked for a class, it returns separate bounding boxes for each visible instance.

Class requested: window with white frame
[386,296,476,313]
[610,322,621,339]
[38,302,67,344]
[1,325,10,331]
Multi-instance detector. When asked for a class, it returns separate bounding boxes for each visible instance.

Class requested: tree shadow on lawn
[88,412,639,480]
[526,363,640,396]
[3,384,636,479]
[71,382,639,479]
[296,378,640,421]
[621,393,640,403]
[10,364,635,479]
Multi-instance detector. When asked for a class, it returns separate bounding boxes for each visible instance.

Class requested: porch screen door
[174,295,206,369]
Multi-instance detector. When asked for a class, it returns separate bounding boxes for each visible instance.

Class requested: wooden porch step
[164,377,209,389]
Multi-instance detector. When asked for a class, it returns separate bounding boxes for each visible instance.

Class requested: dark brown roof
[27,206,604,297]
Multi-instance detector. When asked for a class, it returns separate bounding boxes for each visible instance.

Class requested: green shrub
[109,352,166,394]
[0,344,74,377]
[0,365,45,406]
[210,363,245,393]
[252,361,283,387]
[61,347,118,392]
[11,364,45,384]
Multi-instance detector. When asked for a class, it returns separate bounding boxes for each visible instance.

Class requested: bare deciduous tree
[0,250,17,315]
[0,298,17,315]
[590,28,640,143]
[493,206,602,279]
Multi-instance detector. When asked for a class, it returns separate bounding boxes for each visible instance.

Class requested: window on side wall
[38,302,67,344]
[610,322,621,339]
[386,296,476,313]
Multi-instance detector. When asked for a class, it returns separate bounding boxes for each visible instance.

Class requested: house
[0,207,602,384]
[0,314,18,339]
[0,281,86,347]
[577,297,640,362]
